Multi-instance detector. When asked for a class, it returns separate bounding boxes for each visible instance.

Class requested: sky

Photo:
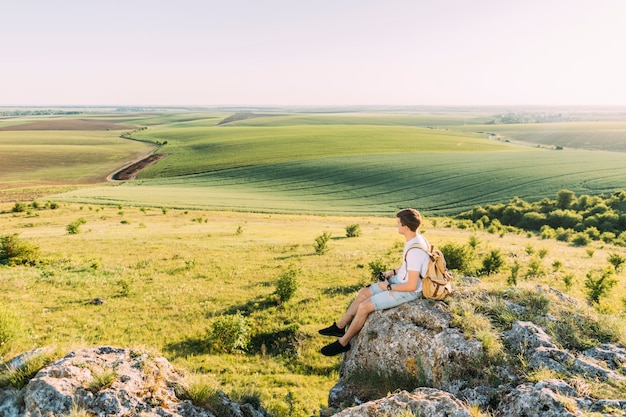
[2,0,626,107]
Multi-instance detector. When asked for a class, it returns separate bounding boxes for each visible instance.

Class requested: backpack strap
[403,237,432,278]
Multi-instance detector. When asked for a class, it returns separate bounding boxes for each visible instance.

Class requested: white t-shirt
[395,234,430,293]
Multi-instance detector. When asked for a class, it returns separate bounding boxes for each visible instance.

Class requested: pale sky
[2,0,625,106]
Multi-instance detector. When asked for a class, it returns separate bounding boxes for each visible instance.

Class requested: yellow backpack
[405,240,453,300]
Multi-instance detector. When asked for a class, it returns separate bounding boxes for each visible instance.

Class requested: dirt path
[107,152,167,181]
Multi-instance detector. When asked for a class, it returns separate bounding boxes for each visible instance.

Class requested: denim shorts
[369,276,422,311]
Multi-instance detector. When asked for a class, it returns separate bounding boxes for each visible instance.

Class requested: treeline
[457,190,626,246]
[486,112,578,124]
[0,109,82,117]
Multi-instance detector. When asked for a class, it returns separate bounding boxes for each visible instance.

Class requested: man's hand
[378,280,388,291]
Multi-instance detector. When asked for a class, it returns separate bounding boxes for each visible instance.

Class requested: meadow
[2,108,626,415]
[1,201,625,415]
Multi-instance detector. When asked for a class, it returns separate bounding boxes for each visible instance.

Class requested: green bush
[209,313,250,353]
[440,242,475,275]
[368,258,389,280]
[11,202,27,213]
[274,266,299,304]
[313,231,331,254]
[66,218,87,235]
[0,234,40,266]
[345,224,361,238]
[585,268,617,305]
[480,249,505,276]
[607,253,626,271]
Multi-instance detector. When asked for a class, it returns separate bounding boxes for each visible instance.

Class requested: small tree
[508,261,520,286]
[313,231,331,255]
[368,258,389,280]
[440,243,475,275]
[0,234,40,266]
[275,266,299,304]
[345,224,361,238]
[607,253,625,271]
[66,218,87,235]
[209,313,250,353]
[584,268,617,304]
[480,249,505,276]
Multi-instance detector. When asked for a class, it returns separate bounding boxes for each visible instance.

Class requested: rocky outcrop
[331,388,472,417]
[1,346,269,417]
[330,299,482,407]
[327,295,626,417]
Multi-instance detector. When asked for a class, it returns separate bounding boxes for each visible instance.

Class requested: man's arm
[388,270,418,292]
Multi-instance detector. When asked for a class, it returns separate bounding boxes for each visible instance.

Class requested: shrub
[525,258,546,280]
[209,313,250,353]
[66,218,87,235]
[508,261,520,286]
[555,227,572,242]
[563,273,574,290]
[607,253,626,271]
[480,249,505,276]
[11,202,27,213]
[571,233,589,247]
[274,266,299,304]
[440,242,475,275]
[313,231,331,254]
[0,233,40,266]
[345,224,361,238]
[368,258,389,280]
[585,268,617,305]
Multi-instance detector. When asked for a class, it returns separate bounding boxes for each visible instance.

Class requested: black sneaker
[318,322,345,337]
[321,340,351,356]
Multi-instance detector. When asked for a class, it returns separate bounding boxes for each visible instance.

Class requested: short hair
[396,208,422,231]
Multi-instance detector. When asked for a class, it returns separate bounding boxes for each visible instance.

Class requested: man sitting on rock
[319,208,430,356]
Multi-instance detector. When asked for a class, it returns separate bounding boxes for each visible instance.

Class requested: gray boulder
[1,346,269,417]
[331,388,472,417]
[330,299,482,407]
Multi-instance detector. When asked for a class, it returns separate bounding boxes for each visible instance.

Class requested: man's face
[397,218,406,234]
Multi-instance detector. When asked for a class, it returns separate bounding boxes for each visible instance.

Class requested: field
[3,109,626,216]
[1,202,625,415]
[2,107,626,414]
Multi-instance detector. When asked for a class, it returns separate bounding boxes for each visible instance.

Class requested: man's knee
[356,287,372,300]
[356,300,375,316]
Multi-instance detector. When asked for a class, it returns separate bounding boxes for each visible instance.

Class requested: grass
[2,109,626,415]
[51,149,626,216]
[0,202,625,415]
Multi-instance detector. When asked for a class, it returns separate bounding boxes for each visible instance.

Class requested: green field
[2,109,626,216]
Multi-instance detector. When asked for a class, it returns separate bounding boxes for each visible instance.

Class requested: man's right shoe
[318,322,345,337]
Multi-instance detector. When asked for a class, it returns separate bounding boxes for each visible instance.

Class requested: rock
[502,321,558,352]
[331,388,473,417]
[330,299,482,407]
[498,379,626,417]
[0,346,270,417]
[583,343,626,371]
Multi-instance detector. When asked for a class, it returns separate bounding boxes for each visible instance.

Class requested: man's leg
[339,299,375,346]
[336,286,373,329]
[321,298,375,356]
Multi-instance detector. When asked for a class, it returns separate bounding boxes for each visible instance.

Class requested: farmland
[20,108,626,216]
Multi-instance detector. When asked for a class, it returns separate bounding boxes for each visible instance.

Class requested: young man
[318,208,430,356]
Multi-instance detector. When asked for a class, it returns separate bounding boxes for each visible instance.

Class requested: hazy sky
[2,0,625,106]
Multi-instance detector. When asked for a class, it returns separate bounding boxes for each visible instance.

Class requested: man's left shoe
[320,340,351,356]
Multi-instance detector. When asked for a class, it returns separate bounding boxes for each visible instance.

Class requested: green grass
[0,130,153,185]
[460,121,626,152]
[52,149,626,216]
[1,202,625,415]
